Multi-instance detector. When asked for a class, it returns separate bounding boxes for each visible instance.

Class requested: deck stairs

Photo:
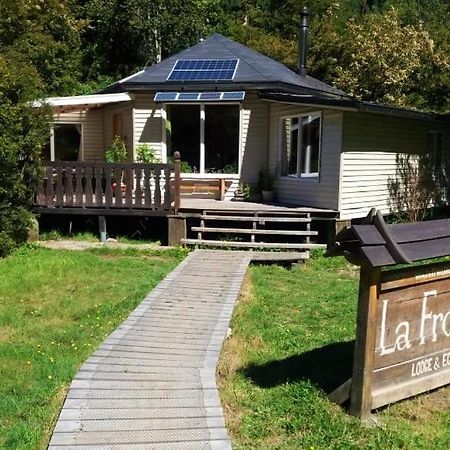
[181,210,326,258]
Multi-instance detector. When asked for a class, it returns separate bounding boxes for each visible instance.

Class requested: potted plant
[233,183,251,202]
[136,144,160,164]
[258,169,275,203]
[105,136,128,193]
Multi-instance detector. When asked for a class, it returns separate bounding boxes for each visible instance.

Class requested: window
[427,130,444,171]
[280,113,321,177]
[166,104,240,174]
[42,123,83,161]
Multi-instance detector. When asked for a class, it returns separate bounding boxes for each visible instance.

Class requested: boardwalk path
[49,250,251,450]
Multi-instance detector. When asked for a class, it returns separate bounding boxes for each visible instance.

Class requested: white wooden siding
[340,112,450,220]
[53,109,104,161]
[240,92,269,184]
[133,93,163,161]
[268,103,342,210]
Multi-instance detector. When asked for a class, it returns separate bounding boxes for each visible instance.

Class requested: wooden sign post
[329,209,450,419]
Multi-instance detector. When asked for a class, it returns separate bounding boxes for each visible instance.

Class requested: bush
[105,136,128,162]
[136,144,159,163]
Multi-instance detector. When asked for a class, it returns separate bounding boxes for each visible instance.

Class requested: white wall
[340,112,450,220]
[268,103,343,210]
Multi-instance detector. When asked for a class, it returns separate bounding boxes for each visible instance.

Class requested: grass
[0,245,187,450]
[39,230,162,245]
[218,254,450,449]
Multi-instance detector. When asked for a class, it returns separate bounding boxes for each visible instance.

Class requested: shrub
[105,136,128,162]
[136,144,159,163]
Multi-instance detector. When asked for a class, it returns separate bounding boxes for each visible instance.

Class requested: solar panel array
[167,59,238,81]
[154,92,245,102]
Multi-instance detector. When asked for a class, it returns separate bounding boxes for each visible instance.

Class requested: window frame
[49,122,84,161]
[162,102,243,176]
[427,129,445,172]
[278,111,322,179]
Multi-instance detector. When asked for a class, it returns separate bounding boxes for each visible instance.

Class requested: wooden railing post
[173,151,181,214]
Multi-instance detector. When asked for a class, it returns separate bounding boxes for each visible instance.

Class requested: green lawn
[218,255,450,449]
[0,245,186,449]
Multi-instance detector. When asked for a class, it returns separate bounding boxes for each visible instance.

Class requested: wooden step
[181,239,326,250]
[199,215,310,223]
[249,251,310,261]
[191,226,318,236]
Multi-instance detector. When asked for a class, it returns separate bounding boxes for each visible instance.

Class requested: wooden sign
[347,261,450,418]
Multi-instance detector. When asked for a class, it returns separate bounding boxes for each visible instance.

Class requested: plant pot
[262,190,274,203]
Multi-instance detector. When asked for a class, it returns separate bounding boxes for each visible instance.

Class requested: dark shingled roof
[102,33,348,98]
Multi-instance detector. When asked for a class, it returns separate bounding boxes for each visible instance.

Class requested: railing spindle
[135,166,143,208]
[75,166,83,206]
[85,166,94,207]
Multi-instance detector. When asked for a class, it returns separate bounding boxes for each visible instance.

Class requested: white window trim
[278,111,322,180]
[50,122,84,161]
[162,102,243,176]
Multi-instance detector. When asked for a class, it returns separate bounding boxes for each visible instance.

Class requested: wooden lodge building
[34,9,450,248]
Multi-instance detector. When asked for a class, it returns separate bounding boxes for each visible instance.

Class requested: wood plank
[191,227,318,236]
[200,215,311,223]
[181,239,325,249]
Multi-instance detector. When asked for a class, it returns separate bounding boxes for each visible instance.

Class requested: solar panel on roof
[199,92,221,100]
[154,92,178,102]
[167,59,238,81]
[178,92,200,100]
[222,91,245,100]
[153,91,245,103]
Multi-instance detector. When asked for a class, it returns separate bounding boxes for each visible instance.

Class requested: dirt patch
[0,326,15,343]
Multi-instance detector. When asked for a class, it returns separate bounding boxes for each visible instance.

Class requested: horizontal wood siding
[240,92,269,185]
[340,112,450,220]
[103,102,134,159]
[134,93,163,161]
[268,104,342,210]
[53,109,104,161]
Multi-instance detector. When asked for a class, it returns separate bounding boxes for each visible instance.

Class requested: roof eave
[258,92,446,122]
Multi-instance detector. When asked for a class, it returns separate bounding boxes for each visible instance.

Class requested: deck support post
[168,215,186,246]
[98,215,107,243]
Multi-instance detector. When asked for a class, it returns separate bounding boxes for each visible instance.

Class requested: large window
[42,123,83,161]
[280,113,321,177]
[166,104,240,174]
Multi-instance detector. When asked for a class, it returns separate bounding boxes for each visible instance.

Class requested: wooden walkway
[48,250,251,450]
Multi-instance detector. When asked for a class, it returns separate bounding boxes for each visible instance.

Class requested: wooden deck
[180,198,337,217]
[48,250,251,449]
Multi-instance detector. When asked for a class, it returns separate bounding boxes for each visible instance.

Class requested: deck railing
[35,154,181,214]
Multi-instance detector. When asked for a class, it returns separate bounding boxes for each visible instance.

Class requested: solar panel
[154,92,178,102]
[167,59,238,81]
[178,92,200,100]
[153,91,246,103]
[222,91,245,100]
[199,92,221,100]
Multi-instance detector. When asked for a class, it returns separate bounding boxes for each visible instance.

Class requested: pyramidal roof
[103,33,348,98]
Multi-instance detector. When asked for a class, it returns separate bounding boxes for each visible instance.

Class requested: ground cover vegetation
[1,0,449,256]
[0,245,186,449]
[218,254,450,449]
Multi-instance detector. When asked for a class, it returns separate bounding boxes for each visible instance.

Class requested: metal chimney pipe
[298,6,309,76]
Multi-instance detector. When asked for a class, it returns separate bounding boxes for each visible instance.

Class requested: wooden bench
[179,178,231,200]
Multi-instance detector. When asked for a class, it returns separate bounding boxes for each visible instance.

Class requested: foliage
[0,54,52,257]
[223,163,238,174]
[0,246,183,448]
[235,182,251,199]
[218,258,450,448]
[105,136,128,162]
[388,153,443,222]
[136,144,160,163]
